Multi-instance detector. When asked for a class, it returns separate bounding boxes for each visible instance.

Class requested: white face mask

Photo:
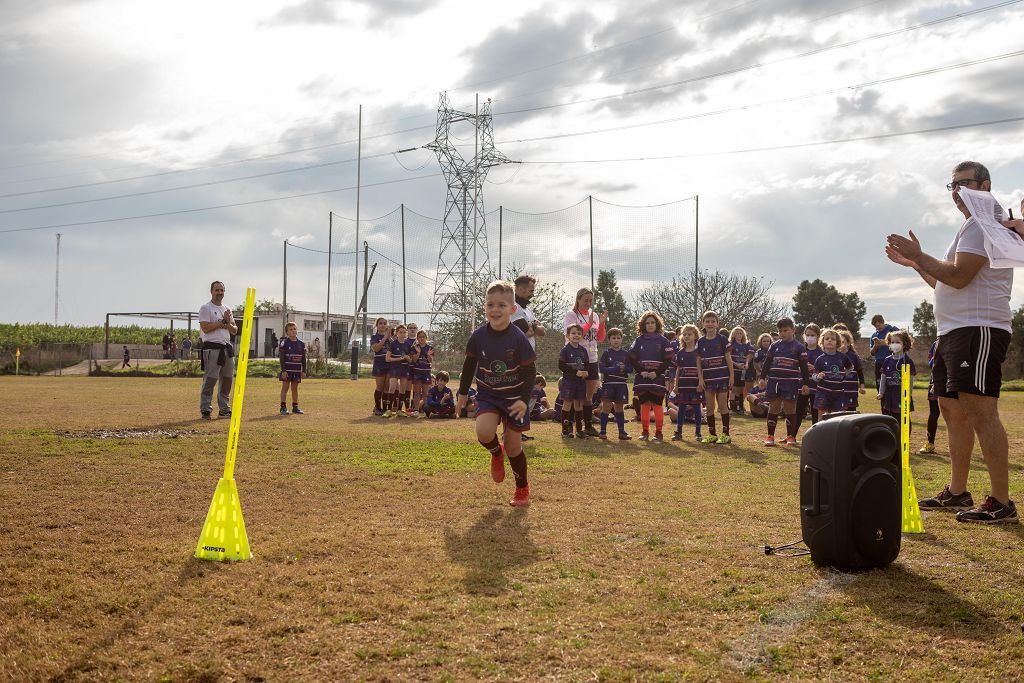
[804,335,817,345]
[889,342,903,353]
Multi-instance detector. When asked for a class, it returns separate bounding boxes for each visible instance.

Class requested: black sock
[767,413,778,436]
[707,413,716,436]
[479,435,502,456]
[583,403,593,427]
[786,413,797,437]
[403,391,411,409]
[292,402,299,409]
[373,390,382,410]
[721,413,730,435]
[561,410,572,433]
[574,410,584,433]
[508,451,528,488]
[280,401,286,408]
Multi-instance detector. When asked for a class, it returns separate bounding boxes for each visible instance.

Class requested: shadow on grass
[840,564,1002,641]
[443,506,539,596]
[53,556,217,681]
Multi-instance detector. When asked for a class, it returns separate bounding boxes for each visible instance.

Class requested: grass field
[1,377,1023,682]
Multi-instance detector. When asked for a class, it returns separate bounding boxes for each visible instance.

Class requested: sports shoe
[575,430,589,439]
[618,432,632,440]
[218,409,232,418]
[919,485,974,511]
[510,485,530,507]
[638,432,650,441]
[784,436,798,446]
[280,406,289,415]
[918,443,936,454]
[409,410,420,418]
[700,434,717,444]
[653,431,664,441]
[490,446,506,483]
[717,434,732,445]
[394,410,405,418]
[292,406,304,415]
[671,432,683,441]
[383,410,393,418]
[561,431,574,440]
[764,436,776,447]
[372,408,384,416]
[521,434,534,441]
[583,425,601,437]
[201,411,211,420]
[598,432,608,440]
[405,409,415,417]
[956,496,1019,524]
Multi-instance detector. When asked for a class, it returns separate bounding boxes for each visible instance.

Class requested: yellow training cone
[195,287,257,561]
[195,477,252,561]
[901,362,924,534]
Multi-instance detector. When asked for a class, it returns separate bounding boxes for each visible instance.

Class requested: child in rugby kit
[758,317,810,446]
[559,325,591,439]
[753,333,772,379]
[425,371,456,418]
[457,281,537,506]
[811,329,851,418]
[598,327,632,440]
[795,323,823,435]
[530,376,556,421]
[836,328,866,411]
[385,325,417,417]
[370,318,392,416]
[919,339,941,454]
[728,326,754,415]
[628,311,675,441]
[672,324,704,442]
[411,329,433,416]
[457,385,477,418]
[278,322,307,415]
[696,311,734,444]
[664,328,680,408]
[876,329,916,428]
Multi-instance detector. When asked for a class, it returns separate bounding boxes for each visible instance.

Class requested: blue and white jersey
[814,351,850,396]
[673,348,700,393]
[599,348,631,386]
[763,339,808,384]
[279,337,306,374]
[696,334,731,386]
[465,324,536,400]
[628,332,674,395]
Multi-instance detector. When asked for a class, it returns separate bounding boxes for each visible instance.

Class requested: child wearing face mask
[794,323,823,436]
[876,329,916,428]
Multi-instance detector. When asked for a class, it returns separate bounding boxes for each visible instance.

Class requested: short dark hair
[777,317,795,330]
[953,160,991,184]
[210,280,224,291]
[514,274,536,287]
[871,314,885,325]
[435,370,450,382]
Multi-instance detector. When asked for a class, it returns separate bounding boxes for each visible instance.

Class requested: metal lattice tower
[425,93,510,329]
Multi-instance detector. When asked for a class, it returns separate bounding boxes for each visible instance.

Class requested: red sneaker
[764,436,776,447]
[490,446,506,483]
[510,485,530,506]
[784,436,798,446]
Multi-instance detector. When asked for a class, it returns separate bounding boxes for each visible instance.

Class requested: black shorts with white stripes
[932,326,1009,399]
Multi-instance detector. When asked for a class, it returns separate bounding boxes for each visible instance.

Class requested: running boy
[672,324,704,441]
[278,322,307,415]
[457,280,537,506]
[628,311,675,441]
[758,317,810,446]
[559,324,591,439]
[598,327,632,440]
[696,311,734,444]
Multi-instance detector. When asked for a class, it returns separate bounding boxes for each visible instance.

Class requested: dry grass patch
[1,377,1022,681]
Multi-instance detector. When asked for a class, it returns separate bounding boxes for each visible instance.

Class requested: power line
[498,49,1024,146]
[366,246,436,284]
[285,242,359,256]
[0,173,441,234]
[493,0,1024,120]
[517,115,1024,164]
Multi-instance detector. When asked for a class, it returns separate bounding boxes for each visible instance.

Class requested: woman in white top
[563,287,608,435]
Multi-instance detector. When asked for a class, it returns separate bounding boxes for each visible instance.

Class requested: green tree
[791,279,867,339]
[594,269,629,332]
[1009,303,1024,378]
[911,300,936,338]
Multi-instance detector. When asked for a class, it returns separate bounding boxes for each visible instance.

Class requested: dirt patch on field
[56,428,198,439]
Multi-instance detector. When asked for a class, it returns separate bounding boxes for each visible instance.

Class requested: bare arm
[886,230,986,290]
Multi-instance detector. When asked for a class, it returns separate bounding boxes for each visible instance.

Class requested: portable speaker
[800,413,901,570]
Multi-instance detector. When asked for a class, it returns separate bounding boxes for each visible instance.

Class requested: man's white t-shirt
[511,302,538,349]
[199,301,232,344]
[934,218,1013,336]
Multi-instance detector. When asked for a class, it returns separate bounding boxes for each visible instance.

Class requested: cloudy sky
[2,0,1023,336]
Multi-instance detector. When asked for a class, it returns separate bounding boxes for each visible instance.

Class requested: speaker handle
[802,465,821,516]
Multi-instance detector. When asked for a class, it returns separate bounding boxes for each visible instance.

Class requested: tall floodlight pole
[54,233,61,324]
[351,105,363,342]
[425,92,511,333]
[327,212,333,344]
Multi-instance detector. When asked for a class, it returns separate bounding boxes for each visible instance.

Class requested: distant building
[232,305,398,357]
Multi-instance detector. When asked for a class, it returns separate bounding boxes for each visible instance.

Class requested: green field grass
[1,377,1022,681]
